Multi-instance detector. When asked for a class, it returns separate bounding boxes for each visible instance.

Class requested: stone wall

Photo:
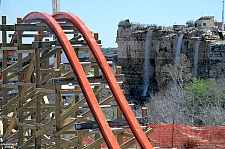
[116,26,225,100]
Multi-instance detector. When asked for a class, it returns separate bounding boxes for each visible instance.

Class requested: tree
[118,19,132,29]
[144,78,225,126]
[184,78,225,126]
[186,20,194,27]
[145,54,192,124]
[185,78,225,108]
[144,54,225,126]
[145,88,188,124]
[159,54,192,89]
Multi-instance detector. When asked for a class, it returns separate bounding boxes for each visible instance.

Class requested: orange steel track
[52,12,153,149]
[13,11,153,149]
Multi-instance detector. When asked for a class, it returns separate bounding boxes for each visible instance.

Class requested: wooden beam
[14,48,60,75]
[16,50,35,53]
[1,84,18,89]
[80,61,113,65]
[39,69,57,73]
[117,99,123,145]
[54,91,116,136]
[59,43,100,52]
[84,53,95,74]
[0,24,14,31]
[35,36,41,149]
[51,138,78,147]
[18,60,76,149]
[14,23,79,32]
[2,95,19,109]
[32,41,56,49]
[0,53,33,74]
[74,117,149,130]
[60,90,82,94]
[41,48,61,61]
[62,88,79,128]
[61,130,78,134]
[40,72,55,85]
[89,126,147,133]
[83,131,121,149]
[17,97,35,112]
[34,88,55,94]
[1,46,18,50]
[122,132,135,138]
[55,85,61,149]
[17,17,24,147]
[16,122,37,130]
[41,41,48,79]
[19,55,35,100]
[9,33,52,38]
[54,56,61,148]
[142,107,148,130]
[21,111,35,121]
[16,82,36,88]
[93,62,101,149]
[52,74,124,85]
[2,15,8,135]
[50,131,90,149]
[78,104,134,109]
[5,52,35,137]
[18,85,53,111]
[120,128,153,149]
[1,115,17,121]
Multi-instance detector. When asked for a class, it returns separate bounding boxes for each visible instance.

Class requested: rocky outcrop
[116,26,225,100]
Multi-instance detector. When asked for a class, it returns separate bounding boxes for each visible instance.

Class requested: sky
[0,0,224,48]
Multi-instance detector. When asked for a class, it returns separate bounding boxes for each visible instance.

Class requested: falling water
[142,30,153,96]
[193,39,201,78]
[172,34,184,115]
[174,34,184,85]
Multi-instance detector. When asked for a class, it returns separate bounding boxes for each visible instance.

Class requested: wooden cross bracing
[0,14,152,149]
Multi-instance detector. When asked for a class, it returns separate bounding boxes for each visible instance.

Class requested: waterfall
[142,30,153,96]
[193,39,201,78]
[174,34,184,86]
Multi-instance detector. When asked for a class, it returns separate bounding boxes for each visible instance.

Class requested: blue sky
[0,0,224,47]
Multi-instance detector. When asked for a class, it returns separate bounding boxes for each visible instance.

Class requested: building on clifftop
[194,16,215,30]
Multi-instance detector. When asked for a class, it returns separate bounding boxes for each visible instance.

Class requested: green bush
[184,78,225,108]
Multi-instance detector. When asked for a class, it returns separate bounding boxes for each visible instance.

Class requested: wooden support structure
[1,15,8,138]
[0,14,153,149]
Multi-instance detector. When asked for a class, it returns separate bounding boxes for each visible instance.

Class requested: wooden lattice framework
[0,14,152,149]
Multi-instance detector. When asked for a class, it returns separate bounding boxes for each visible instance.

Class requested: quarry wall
[116,27,225,99]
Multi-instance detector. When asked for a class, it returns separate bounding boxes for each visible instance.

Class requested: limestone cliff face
[116,26,225,99]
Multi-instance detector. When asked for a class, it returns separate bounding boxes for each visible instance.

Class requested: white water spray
[142,30,153,96]
[193,39,201,78]
[174,34,184,85]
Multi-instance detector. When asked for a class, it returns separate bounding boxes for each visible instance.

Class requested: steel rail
[13,12,120,149]
[52,12,153,149]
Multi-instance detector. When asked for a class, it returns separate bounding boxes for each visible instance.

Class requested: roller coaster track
[10,12,153,149]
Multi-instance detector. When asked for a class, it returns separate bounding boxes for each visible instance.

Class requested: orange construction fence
[99,124,225,149]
